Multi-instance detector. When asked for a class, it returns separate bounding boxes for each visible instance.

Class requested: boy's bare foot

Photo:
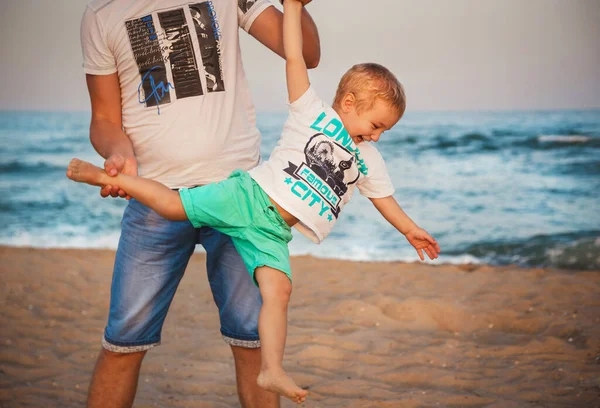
[257,369,307,404]
[66,159,106,186]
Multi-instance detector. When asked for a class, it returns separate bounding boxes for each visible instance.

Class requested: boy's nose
[371,133,380,142]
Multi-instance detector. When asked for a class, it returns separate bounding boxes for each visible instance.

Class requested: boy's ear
[341,93,356,113]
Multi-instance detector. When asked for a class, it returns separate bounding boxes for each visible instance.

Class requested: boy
[67,0,440,402]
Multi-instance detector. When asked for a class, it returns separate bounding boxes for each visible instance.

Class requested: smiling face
[332,63,406,144]
[335,93,401,144]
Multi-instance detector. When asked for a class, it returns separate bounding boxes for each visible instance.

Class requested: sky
[0,0,599,112]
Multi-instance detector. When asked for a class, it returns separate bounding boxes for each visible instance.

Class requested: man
[80,0,319,406]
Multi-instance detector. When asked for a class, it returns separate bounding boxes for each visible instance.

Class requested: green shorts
[179,170,293,286]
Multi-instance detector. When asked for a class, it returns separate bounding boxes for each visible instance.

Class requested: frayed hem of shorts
[222,335,261,349]
[102,337,160,353]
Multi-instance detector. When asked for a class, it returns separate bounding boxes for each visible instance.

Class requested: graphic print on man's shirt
[238,0,258,13]
[125,2,225,114]
[282,111,369,221]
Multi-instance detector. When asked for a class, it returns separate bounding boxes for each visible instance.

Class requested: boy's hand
[404,228,440,261]
[101,154,138,199]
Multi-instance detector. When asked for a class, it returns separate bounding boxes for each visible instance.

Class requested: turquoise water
[1,109,599,270]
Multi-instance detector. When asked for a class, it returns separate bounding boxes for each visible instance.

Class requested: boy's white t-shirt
[249,87,395,243]
[81,0,272,188]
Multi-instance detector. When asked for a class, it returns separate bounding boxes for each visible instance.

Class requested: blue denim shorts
[102,198,262,353]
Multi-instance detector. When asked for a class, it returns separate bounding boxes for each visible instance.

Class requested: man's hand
[405,228,440,261]
[101,154,138,199]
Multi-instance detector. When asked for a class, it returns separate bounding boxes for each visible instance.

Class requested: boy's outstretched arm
[370,196,441,261]
[283,0,311,103]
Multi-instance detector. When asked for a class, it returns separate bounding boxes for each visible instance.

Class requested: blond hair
[333,63,406,117]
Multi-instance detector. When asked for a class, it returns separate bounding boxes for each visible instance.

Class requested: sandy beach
[1,246,599,407]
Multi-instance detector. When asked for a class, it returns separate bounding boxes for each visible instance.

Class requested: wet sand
[1,247,599,407]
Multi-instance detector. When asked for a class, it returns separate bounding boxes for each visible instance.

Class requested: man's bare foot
[257,369,307,404]
[66,159,106,186]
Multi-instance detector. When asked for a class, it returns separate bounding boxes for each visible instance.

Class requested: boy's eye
[371,123,376,129]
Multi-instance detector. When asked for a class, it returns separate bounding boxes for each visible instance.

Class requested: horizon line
[1,106,600,115]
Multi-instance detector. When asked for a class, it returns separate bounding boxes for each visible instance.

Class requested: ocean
[1,109,599,270]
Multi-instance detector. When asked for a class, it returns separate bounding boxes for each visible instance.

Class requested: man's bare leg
[87,349,146,408]
[254,267,307,403]
[232,346,281,408]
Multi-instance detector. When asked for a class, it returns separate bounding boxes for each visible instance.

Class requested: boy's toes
[295,389,308,403]
[66,158,85,181]
[67,159,77,173]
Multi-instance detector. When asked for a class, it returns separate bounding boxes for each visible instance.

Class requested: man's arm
[86,73,138,198]
[248,1,320,68]
[370,196,441,260]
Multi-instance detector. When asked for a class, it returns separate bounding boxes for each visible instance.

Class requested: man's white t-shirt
[81,0,273,188]
[249,87,395,243]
